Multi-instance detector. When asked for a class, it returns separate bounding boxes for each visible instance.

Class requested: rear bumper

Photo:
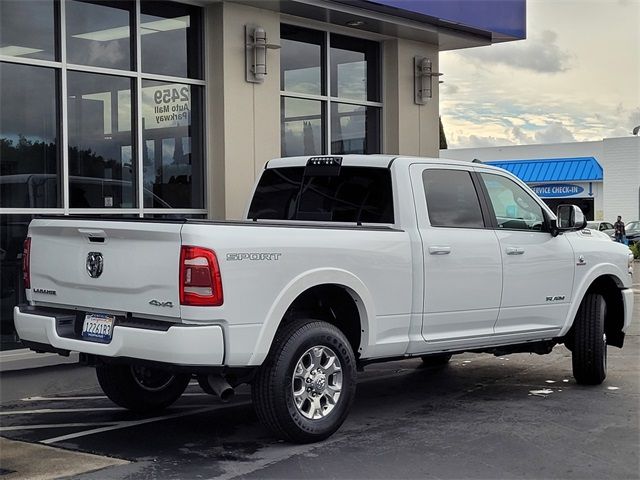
[14,306,224,366]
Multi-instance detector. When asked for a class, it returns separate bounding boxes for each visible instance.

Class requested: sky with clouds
[439,0,640,149]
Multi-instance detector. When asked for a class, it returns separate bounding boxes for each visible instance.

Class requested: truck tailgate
[28,218,183,319]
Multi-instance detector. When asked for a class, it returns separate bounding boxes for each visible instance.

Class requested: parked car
[586,221,615,237]
[14,155,635,443]
[623,220,640,245]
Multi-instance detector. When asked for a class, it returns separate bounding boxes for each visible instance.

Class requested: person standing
[614,215,626,244]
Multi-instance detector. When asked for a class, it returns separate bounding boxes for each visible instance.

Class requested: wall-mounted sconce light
[245,25,280,84]
[414,56,443,105]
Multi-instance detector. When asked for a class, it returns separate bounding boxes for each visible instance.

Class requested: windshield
[626,221,640,233]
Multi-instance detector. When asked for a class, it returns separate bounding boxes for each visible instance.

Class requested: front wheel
[252,319,357,443]
[96,363,190,412]
[572,293,607,385]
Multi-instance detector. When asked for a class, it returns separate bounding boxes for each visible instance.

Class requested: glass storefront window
[330,34,380,102]
[0,63,60,208]
[0,1,57,61]
[66,0,133,71]
[281,97,324,157]
[0,214,32,350]
[280,25,381,156]
[0,1,206,351]
[280,24,324,96]
[331,103,380,154]
[142,80,203,208]
[67,71,135,208]
[141,1,203,79]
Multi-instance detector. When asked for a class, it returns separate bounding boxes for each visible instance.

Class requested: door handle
[506,247,525,255]
[429,246,451,255]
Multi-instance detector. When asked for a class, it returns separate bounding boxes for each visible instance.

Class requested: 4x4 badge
[86,252,104,278]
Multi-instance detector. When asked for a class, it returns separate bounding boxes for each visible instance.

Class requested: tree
[439,116,448,150]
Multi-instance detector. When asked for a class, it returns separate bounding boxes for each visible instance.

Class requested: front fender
[559,262,630,336]
[247,268,376,366]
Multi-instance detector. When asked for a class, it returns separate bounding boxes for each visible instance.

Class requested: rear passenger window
[422,169,484,228]
[248,166,394,223]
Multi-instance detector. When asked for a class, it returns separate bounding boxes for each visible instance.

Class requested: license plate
[82,314,115,343]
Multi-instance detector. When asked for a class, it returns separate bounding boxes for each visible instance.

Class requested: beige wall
[206,3,281,220]
[205,4,441,220]
[383,39,440,157]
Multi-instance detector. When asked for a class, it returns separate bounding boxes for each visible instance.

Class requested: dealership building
[0,0,525,353]
[441,136,640,223]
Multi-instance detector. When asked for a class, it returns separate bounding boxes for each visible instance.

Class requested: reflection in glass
[423,170,484,228]
[330,103,380,154]
[330,34,379,102]
[0,1,56,60]
[141,1,202,79]
[67,72,134,208]
[0,63,59,208]
[281,97,324,157]
[0,214,34,351]
[280,25,323,95]
[66,0,132,70]
[142,80,203,208]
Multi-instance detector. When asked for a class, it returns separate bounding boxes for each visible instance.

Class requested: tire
[572,293,607,385]
[252,319,357,443]
[96,363,190,412]
[420,353,452,367]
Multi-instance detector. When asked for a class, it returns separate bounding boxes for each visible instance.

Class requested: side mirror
[553,205,587,235]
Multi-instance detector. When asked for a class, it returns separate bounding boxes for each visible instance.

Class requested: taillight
[180,246,223,306]
[23,237,31,289]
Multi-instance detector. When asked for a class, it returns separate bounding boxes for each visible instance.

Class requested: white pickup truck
[15,155,634,443]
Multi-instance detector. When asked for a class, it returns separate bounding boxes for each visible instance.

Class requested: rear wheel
[252,319,357,443]
[96,363,190,412]
[572,293,607,385]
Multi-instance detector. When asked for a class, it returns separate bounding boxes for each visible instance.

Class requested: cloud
[448,134,515,149]
[88,41,125,66]
[533,122,576,143]
[443,83,459,95]
[511,126,531,143]
[458,30,573,74]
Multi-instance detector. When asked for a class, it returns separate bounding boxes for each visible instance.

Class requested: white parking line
[41,403,252,444]
[12,368,417,445]
[22,393,208,401]
[1,422,117,432]
[22,396,108,401]
[2,407,123,415]
[1,405,208,416]
[20,392,209,402]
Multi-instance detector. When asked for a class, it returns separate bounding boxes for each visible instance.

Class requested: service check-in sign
[531,183,585,198]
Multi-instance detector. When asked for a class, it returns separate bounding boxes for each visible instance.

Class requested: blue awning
[485,157,603,182]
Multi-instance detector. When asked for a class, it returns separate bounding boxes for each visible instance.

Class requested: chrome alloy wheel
[291,346,343,420]
[131,365,175,392]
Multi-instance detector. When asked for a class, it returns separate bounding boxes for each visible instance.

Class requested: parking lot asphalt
[1,281,639,479]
